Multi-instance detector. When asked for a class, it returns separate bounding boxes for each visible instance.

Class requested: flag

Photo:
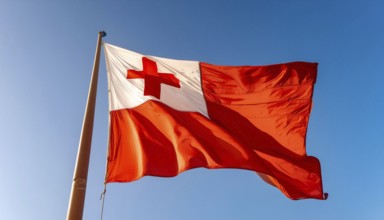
[103,43,326,200]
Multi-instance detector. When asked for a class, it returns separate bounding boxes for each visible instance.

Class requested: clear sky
[1,0,383,219]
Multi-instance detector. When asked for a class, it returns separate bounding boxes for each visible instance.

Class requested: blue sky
[1,0,383,219]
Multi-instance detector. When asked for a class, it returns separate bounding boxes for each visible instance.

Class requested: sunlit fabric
[104,42,326,200]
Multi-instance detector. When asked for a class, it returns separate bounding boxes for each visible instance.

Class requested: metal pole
[66,31,106,220]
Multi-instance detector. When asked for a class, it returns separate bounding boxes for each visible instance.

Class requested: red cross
[127,57,180,99]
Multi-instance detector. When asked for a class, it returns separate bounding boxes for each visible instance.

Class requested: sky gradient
[1,0,383,219]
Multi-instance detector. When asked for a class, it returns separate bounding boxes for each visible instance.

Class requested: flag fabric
[103,42,326,200]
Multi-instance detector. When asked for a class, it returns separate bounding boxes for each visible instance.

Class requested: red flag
[103,43,326,200]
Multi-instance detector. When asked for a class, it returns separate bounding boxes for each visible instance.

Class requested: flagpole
[66,31,106,220]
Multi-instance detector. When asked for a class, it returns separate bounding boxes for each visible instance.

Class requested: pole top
[99,31,107,38]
